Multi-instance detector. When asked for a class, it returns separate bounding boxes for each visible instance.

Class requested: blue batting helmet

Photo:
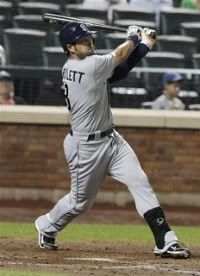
[59,22,96,52]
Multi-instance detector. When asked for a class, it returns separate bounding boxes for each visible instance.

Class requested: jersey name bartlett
[63,68,85,83]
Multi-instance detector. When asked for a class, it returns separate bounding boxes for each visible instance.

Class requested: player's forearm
[112,35,139,65]
[109,43,149,83]
[126,43,149,70]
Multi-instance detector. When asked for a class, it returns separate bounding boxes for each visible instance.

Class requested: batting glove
[126,25,142,45]
[141,28,157,50]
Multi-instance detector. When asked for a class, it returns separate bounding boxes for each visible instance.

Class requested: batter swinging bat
[43,13,127,32]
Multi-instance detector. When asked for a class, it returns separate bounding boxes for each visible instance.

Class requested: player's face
[165,82,180,98]
[68,36,94,59]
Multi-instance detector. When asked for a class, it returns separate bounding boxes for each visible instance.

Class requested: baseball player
[35,23,191,258]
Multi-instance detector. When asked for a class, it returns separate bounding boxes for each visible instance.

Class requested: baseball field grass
[0,222,200,244]
[1,223,200,276]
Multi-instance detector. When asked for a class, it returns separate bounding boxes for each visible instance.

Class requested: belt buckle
[95,130,101,140]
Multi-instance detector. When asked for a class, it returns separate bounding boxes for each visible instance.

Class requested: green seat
[181,22,200,51]
[113,19,156,30]
[18,2,61,15]
[13,14,60,45]
[0,1,13,20]
[142,52,185,91]
[105,32,126,49]
[4,28,46,66]
[157,35,198,67]
[160,8,200,34]
[43,46,66,68]
[193,53,200,93]
[0,15,12,45]
[112,7,155,24]
[66,4,108,22]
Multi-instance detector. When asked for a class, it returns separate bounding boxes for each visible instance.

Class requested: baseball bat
[43,13,127,32]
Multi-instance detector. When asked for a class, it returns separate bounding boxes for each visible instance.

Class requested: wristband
[126,34,139,45]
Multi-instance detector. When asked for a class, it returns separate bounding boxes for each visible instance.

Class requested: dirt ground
[0,200,200,276]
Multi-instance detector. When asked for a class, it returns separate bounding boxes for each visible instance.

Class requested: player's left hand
[126,25,142,45]
[141,28,157,50]
[127,25,142,38]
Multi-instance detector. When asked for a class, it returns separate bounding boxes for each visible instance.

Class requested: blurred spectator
[128,0,173,27]
[0,71,26,105]
[180,0,200,9]
[152,72,185,110]
[0,45,6,66]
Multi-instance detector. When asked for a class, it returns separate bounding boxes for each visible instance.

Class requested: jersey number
[63,83,71,110]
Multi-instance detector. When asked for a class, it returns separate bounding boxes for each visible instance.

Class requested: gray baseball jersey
[152,94,185,110]
[62,54,116,132]
[36,53,160,238]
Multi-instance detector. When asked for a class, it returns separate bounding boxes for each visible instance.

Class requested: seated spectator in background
[0,71,26,105]
[152,72,185,110]
[128,0,173,28]
[180,0,200,9]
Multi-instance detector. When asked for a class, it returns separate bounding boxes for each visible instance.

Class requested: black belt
[70,128,113,141]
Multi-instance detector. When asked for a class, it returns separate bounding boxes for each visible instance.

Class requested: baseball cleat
[154,243,191,258]
[35,219,57,250]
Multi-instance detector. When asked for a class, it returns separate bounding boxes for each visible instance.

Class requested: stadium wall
[0,106,200,206]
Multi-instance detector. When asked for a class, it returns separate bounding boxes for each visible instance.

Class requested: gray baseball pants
[36,130,159,237]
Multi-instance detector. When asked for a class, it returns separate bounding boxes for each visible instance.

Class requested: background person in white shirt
[152,72,185,110]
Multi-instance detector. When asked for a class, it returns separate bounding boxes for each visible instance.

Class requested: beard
[78,47,94,59]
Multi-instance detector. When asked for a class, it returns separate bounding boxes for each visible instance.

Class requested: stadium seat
[0,45,6,65]
[113,19,156,29]
[110,87,148,108]
[25,0,65,6]
[193,53,200,68]
[140,101,153,109]
[157,35,198,67]
[142,52,185,91]
[111,69,144,88]
[142,51,185,68]
[3,28,46,66]
[172,0,182,7]
[13,15,60,45]
[192,53,200,92]
[105,32,126,49]
[188,104,200,111]
[66,5,108,22]
[181,22,200,51]
[111,7,155,23]
[160,8,200,34]
[43,46,66,68]
[0,15,12,45]
[178,90,199,109]
[18,2,61,15]
[0,1,13,20]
